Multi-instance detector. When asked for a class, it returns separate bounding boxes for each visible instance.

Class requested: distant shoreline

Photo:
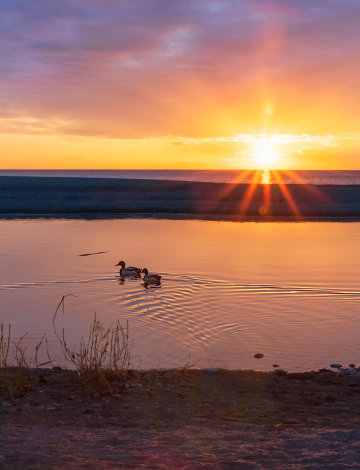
[2,175,360,218]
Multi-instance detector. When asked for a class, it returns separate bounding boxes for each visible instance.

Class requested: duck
[141,268,161,283]
[115,261,141,276]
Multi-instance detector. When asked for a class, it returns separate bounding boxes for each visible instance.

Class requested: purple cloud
[0,0,359,138]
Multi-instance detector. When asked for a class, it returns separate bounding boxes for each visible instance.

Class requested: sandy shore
[1,368,360,469]
[2,176,360,218]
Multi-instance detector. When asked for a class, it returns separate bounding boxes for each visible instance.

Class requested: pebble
[45,406,57,410]
[274,369,288,375]
[254,353,264,359]
[2,403,12,407]
[330,363,343,369]
[272,364,279,368]
[204,368,219,373]
[349,363,356,368]
[345,368,356,375]
[93,393,100,398]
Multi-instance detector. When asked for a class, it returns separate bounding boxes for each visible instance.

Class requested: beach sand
[2,176,360,218]
[1,368,360,469]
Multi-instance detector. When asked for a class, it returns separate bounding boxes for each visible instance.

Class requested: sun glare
[254,143,278,168]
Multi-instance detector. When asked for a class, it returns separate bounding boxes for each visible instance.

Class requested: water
[1,218,360,372]
[2,169,360,185]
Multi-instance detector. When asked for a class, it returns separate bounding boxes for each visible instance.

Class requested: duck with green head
[115,261,141,276]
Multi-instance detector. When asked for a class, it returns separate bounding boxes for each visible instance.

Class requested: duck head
[115,261,126,268]
[141,268,148,276]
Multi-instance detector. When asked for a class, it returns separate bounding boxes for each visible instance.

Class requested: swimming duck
[141,268,161,283]
[115,261,141,276]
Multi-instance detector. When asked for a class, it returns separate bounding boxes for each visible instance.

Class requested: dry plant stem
[11,332,31,390]
[179,355,202,376]
[35,333,46,367]
[0,322,10,369]
[53,295,132,391]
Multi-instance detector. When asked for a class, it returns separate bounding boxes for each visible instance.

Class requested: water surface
[1,218,360,371]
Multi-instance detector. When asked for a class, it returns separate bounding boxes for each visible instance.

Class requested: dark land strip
[1,176,360,218]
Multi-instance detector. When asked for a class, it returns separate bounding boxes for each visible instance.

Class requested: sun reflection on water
[261,169,271,184]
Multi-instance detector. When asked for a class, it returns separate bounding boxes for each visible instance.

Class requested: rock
[330,363,343,369]
[349,363,356,368]
[53,402,60,407]
[53,366,62,371]
[325,395,336,402]
[125,383,130,389]
[31,401,40,406]
[113,394,121,398]
[45,406,57,410]
[319,368,329,373]
[345,368,356,375]
[254,353,264,359]
[2,403,12,407]
[274,369,287,375]
[93,393,100,398]
[272,364,279,368]
[204,368,219,373]
[67,396,76,401]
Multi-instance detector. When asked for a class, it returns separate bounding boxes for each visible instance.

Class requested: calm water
[1,218,360,371]
[2,169,360,185]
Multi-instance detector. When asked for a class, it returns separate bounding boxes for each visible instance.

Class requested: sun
[254,143,278,168]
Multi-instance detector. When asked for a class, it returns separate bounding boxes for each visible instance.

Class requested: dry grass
[52,295,132,392]
[0,323,31,392]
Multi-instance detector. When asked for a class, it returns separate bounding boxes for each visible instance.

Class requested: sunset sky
[1,0,360,170]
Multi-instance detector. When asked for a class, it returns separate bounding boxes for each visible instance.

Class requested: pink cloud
[249,3,304,16]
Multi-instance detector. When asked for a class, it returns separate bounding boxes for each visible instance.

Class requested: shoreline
[1,367,360,468]
[2,175,360,218]
[3,212,360,222]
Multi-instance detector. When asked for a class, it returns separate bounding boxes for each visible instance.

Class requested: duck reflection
[116,273,141,285]
[142,280,162,289]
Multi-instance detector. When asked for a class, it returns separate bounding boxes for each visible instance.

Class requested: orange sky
[1,1,360,169]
